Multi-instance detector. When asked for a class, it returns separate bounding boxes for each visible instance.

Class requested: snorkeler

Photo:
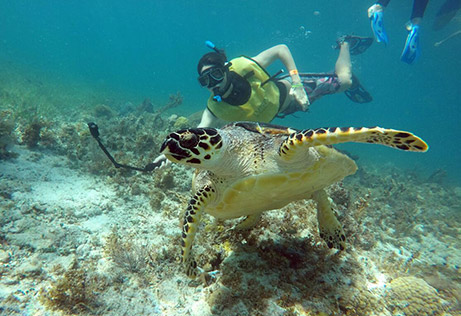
[368,0,429,64]
[196,37,372,127]
[152,37,373,168]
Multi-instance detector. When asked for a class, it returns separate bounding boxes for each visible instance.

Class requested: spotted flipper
[312,189,346,251]
[279,126,428,160]
[181,185,215,279]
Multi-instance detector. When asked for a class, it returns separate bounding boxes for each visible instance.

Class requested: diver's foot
[336,35,374,55]
[369,8,389,44]
[344,74,373,103]
[401,24,421,64]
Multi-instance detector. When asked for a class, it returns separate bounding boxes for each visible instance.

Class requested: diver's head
[197,52,227,74]
[198,65,227,89]
[197,44,234,101]
[197,52,228,89]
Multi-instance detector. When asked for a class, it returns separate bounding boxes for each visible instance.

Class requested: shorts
[277,73,341,117]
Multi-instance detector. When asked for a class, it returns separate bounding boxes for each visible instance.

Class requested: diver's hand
[152,154,171,170]
[290,84,310,111]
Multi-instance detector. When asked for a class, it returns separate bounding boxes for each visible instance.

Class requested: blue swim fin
[371,11,388,45]
[401,25,421,64]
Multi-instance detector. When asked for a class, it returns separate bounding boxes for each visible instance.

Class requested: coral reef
[0,109,18,159]
[21,117,45,148]
[93,104,115,119]
[137,98,154,113]
[104,227,152,273]
[173,115,190,130]
[386,276,446,316]
[0,67,459,315]
[39,261,108,314]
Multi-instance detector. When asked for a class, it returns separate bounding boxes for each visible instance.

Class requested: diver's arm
[252,44,301,83]
[198,108,224,128]
[253,44,309,109]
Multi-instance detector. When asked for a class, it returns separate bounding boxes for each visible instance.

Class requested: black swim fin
[337,35,374,55]
[344,75,373,103]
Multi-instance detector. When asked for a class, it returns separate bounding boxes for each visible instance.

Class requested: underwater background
[0,0,460,315]
[1,0,460,181]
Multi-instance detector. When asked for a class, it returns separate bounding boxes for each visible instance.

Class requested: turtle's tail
[279,126,428,157]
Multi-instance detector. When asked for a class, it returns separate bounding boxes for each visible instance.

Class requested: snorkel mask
[197,41,232,102]
[198,66,226,88]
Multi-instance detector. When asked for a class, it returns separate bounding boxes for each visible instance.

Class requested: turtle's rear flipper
[279,126,428,160]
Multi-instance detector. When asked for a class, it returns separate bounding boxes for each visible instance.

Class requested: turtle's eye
[180,133,199,148]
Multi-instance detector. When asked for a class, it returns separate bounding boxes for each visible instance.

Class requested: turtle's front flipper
[312,189,346,251]
[181,185,215,279]
[279,126,428,160]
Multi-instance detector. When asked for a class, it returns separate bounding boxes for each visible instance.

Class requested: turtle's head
[160,128,224,168]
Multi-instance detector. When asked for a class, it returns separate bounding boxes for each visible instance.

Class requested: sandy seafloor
[1,98,460,315]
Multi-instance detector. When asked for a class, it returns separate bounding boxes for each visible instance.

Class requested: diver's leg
[377,0,390,7]
[335,43,353,92]
[410,0,429,23]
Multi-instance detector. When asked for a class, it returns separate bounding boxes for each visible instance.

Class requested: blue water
[1,0,460,182]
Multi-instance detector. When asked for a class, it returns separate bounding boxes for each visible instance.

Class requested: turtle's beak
[160,137,191,162]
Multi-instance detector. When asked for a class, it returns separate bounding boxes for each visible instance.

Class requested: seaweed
[39,260,107,314]
[104,227,151,273]
[0,109,18,159]
[22,118,45,148]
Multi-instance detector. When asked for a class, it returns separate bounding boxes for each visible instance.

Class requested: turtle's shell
[191,122,357,219]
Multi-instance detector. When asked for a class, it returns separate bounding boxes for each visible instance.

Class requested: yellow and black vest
[207,56,280,123]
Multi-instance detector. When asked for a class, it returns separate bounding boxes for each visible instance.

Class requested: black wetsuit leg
[411,0,430,19]
[377,0,391,8]
[377,0,429,19]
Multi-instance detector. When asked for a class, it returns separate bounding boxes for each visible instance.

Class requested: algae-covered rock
[386,276,446,316]
[0,109,17,159]
[93,104,114,119]
[173,116,189,130]
[39,261,108,314]
[22,118,45,148]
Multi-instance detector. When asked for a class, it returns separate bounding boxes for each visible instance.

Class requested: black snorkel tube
[204,40,232,103]
[87,122,158,172]
[205,40,220,53]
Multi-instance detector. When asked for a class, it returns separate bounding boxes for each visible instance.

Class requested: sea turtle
[160,122,428,278]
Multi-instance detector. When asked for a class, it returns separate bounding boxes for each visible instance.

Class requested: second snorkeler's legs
[335,42,352,92]
[410,0,429,23]
[377,0,390,8]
